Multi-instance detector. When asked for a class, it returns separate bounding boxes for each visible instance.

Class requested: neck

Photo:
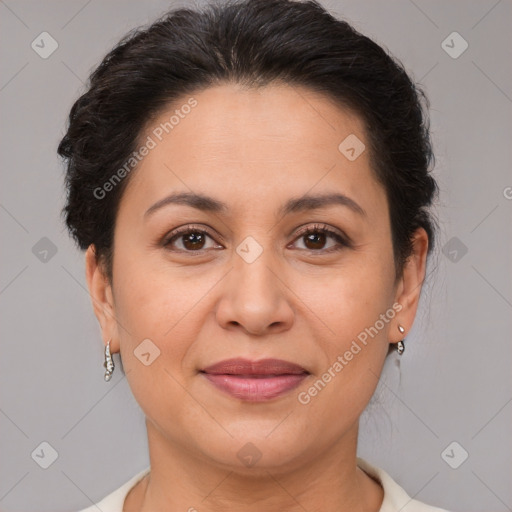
[125,419,383,512]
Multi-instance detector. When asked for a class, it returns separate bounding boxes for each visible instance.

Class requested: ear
[85,245,120,353]
[390,227,429,345]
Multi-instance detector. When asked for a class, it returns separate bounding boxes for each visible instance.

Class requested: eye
[163,226,221,252]
[162,223,349,254]
[290,223,349,253]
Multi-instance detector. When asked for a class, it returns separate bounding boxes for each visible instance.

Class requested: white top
[76,457,451,512]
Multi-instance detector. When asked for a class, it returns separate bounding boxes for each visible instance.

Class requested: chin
[191,427,311,474]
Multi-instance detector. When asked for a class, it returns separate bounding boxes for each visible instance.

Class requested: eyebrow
[144,191,367,219]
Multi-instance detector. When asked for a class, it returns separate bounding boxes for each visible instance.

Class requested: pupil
[306,232,325,249]
[185,232,204,249]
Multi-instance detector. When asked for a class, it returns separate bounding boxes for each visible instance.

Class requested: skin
[85,82,428,512]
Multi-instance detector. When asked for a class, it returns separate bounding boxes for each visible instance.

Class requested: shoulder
[357,457,453,512]
[73,466,151,512]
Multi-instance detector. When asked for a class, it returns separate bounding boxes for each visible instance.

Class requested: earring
[396,325,405,355]
[104,339,115,381]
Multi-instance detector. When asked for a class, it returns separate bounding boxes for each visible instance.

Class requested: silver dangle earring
[104,339,115,381]
[396,325,405,355]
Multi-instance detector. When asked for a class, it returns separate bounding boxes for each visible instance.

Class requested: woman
[59,0,450,510]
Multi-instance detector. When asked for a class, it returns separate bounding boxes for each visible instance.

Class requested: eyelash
[162,223,350,254]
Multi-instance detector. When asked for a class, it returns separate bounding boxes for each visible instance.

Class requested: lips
[202,358,308,376]
[201,358,309,401]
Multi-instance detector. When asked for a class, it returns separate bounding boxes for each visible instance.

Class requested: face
[87,82,427,474]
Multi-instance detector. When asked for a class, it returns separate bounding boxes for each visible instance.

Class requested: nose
[215,249,295,337]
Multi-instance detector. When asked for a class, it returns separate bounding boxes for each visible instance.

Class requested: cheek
[297,292,392,436]
[110,250,186,365]
[113,239,190,334]
[293,256,394,407]
[111,248,223,375]
[111,259,199,425]
[298,251,395,342]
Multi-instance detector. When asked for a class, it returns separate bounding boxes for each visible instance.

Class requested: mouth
[200,358,310,402]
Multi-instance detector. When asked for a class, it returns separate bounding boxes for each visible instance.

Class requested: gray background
[1,0,511,511]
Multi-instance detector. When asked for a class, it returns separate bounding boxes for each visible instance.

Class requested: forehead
[119,82,386,220]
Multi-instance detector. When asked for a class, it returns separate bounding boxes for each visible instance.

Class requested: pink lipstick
[201,358,309,402]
